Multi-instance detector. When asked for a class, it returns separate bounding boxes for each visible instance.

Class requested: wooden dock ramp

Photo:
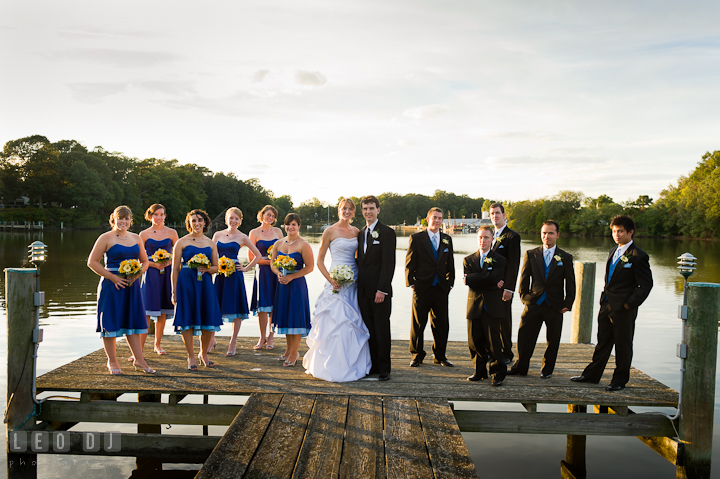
[196,393,478,479]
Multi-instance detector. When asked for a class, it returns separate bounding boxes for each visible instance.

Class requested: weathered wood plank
[453,410,676,436]
[293,396,348,479]
[244,394,315,479]
[638,435,682,466]
[339,396,385,479]
[384,397,433,478]
[417,398,478,479]
[197,393,282,479]
[38,400,242,425]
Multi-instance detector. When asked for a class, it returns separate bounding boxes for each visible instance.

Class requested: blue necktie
[537,250,551,305]
[608,251,621,281]
[431,235,439,285]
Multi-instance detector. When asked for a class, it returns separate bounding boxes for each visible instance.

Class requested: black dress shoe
[491,379,503,387]
[433,359,454,367]
[606,383,625,391]
[503,358,512,364]
[506,369,526,376]
[409,360,421,367]
[540,373,552,379]
[570,375,598,383]
[379,372,390,381]
[467,374,486,382]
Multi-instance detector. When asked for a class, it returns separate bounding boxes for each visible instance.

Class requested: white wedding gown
[303,237,372,382]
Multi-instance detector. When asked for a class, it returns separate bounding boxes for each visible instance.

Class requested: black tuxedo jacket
[357,220,397,298]
[463,250,506,320]
[519,246,576,311]
[405,230,455,293]
[600,243,653,313]
[491,226,521,292]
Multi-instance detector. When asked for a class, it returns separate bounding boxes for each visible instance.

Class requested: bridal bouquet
[151,248,172,274]
[117,259,142,284]
[218,256,235,277]
[273,254,297,276]
[187,253,211,281]
[330,264,354,294]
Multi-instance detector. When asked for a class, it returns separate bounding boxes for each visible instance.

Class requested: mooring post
[677,282,720,479]
[5,268,39,479]
[561,405,587,479]
[571,262,595,344]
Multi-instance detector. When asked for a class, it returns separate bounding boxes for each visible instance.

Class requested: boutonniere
[495,235,505,244]
[620,253,630,263]
[554,254,562,262]
[371,230,379,240]
[442,238,449,245]
[484,256,495,265]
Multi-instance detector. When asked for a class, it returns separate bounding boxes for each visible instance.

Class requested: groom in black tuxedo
[405,207,455,367]
[357,195,397,380]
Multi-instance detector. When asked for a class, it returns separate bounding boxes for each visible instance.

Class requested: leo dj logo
[8,431,121,453]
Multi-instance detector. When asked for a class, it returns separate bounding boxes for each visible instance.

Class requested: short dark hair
[490,202,504,214]
[478,225,494,235]
[427,207,443,218]
[610,215,635,234]
[284,213,301,226]
[542,220,560,233]
[360,195,380,209]
[185,209,211,233]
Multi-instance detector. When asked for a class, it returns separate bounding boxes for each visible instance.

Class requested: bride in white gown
[303,198,371,382]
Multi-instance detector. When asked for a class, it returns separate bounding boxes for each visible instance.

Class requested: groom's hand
[374,292,386,303]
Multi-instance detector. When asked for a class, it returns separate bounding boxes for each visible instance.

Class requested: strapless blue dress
[215,241,249,321]
[141,237,174,321]
[96,243,148,337]
[173,245,222,335]
[272,251,311,337]
[251,239,279,314]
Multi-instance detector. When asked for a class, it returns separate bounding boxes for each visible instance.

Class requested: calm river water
[1,228,719,478]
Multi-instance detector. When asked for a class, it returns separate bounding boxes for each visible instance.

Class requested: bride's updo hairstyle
[144,203,166,221]
[257,205,278,225]
[185,209,211,233]
[284,213,301,226]
[225,207,243,224]
[109,205,133,228]
[338,198,356,222]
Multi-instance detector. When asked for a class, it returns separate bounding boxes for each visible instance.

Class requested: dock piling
[677,282,720,479]
[5,268,39,479]
[571,262,595,344]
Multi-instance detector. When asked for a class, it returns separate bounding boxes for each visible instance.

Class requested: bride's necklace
[152,226,165,235]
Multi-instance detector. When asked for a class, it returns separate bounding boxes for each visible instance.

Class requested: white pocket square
[372,240,380,245]
[623,263,632,268]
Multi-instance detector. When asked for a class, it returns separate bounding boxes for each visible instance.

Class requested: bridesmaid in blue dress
[87,206,155,375]
[248,205,284,350]
[270,213,314,367]
[171,209,223,370]
[211,207,262,356]
[139,203,178,356]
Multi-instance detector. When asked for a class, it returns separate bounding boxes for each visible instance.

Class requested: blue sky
[1,1,719,207]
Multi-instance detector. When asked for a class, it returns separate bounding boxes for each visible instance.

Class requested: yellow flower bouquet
[187,253,211,281]
[118,259,142,284]
[151,248,172,274]
[272,254,297,276]
[265,244,273,258]
[218,256,236,277]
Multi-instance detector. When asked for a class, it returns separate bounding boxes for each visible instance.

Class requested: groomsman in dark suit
[464,225,507,386]
[405,207,455,367]
[489,203,522,363]
[357,195,397,381]
[508,220,576,379]
[572,215,653,391]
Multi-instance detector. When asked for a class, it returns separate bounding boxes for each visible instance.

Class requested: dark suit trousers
[513,303,563,376]
[500,299,514,361]
[467,311,507,381]
[409,285,449,362]
[359,294,392,374]
[582,303,637,386]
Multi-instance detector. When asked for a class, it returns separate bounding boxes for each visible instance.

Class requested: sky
[1,1,719,207]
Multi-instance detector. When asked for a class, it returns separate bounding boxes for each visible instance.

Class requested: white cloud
[295,70,327,87]
[402,104,449,120]
[253,69,270,83]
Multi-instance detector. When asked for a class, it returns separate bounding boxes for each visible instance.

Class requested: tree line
[1,136,718,238]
